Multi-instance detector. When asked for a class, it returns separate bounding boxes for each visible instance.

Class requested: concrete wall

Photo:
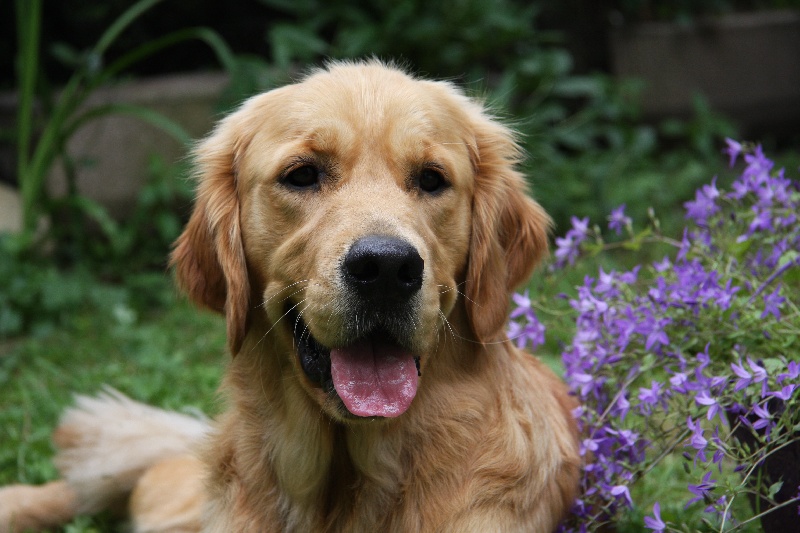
[610,10,800,133]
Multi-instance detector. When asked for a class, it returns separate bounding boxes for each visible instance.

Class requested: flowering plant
[510,140,800,531]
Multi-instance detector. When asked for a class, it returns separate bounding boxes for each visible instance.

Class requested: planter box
[0,71,229,220]
[48,72,229,216]
[610,10,800,133]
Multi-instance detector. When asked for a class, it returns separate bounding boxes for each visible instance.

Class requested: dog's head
[171,61,550,421]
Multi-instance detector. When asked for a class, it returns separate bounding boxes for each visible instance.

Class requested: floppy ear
[464,115,552,343]
[170,117,250,356]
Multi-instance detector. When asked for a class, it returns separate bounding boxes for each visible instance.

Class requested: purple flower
[580,437,600,456]
[684,178,720,225]
[508,291,547,349]
[724,138,742,167]
[669,372,690,394]
[747,358,767,384]
[653,257,671,272]
[748,207,774,235]
[570,216,590,237]
[609,485,632,506]
[520,320,546,349]
[687,417,709,463]
[612,393,630,421]
[778,361,800,383]
[749,403,775,439]
[761,286,785,320]
[695,391,723,422]
[687,471,716,506]
[554,217,591,268]
[510,290,533,318]
[767,384,796,401]
[555,234,581,267]
[730,360,752,392]
[608,204,632,235]
[644,502,666,532]
[744,144,773,179]
[638,381,665,414]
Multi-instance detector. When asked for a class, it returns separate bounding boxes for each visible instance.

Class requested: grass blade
[94,0,163,57]
[15,0,42,231]
[102,27,237,83]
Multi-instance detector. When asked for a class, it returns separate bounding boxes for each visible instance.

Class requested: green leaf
[93,0,163,57]
[49,42,83,69]
[552,76,602,99]
[102,27,236,82]
[257,0,317,14]
[15,0,42,232]
[778,250,799,269]
[269,24,329,67]
[768,481,783,499]
[66,195,124,252]
[622,228,654,252]
[0,307,24,336]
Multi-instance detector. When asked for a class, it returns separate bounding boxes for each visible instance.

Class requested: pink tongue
[330,339,418,418]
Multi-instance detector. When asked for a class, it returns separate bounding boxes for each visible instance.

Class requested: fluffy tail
[0,388,209,532]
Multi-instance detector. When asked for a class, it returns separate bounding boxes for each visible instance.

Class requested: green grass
[0,274,225,531]
[617,454,762,533]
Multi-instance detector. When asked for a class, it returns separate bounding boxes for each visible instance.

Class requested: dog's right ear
[463,110,552,344]
[171,115,251,356]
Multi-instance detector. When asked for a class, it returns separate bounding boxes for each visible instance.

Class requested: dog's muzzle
[291,235,424,418]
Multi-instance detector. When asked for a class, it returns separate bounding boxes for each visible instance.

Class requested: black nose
[343,236,424,301]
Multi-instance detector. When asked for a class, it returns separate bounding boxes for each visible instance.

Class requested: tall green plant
[13,0,235,245]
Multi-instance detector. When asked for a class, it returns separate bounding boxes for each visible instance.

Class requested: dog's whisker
[279,286,313,307]
[257,280,312,309]
[257,299,308,346]
[437,310,458,343]
[434,308,520,348]
[436,282,480,306]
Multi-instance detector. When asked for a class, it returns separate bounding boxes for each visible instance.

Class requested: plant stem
[15,0,41,234]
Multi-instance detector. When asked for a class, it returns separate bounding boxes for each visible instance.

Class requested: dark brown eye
[283,165,320,189]
[418,168,448,193]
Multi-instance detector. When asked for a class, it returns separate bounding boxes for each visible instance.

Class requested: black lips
[288,307,333,392]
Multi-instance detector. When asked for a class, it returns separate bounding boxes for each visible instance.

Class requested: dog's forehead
[240,66,476,175]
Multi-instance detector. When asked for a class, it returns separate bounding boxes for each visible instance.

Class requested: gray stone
[0,183,21,234]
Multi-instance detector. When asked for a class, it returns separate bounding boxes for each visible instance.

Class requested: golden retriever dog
[0,61,580,533]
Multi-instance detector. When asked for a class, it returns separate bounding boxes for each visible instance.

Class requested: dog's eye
[283,165,320,189]
[418,168,448,194]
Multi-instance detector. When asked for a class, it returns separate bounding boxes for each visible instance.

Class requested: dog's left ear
[170,115,251,356]
[464,115,551,343]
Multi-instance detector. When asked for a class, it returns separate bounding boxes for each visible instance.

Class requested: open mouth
[286,305,421,418]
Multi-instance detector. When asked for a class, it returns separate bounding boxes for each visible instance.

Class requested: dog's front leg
[128,455,205,533]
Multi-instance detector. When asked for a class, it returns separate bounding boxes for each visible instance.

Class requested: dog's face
[172,62,550,422]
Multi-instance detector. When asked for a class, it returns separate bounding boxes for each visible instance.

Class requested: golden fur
[0,61,579,533]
